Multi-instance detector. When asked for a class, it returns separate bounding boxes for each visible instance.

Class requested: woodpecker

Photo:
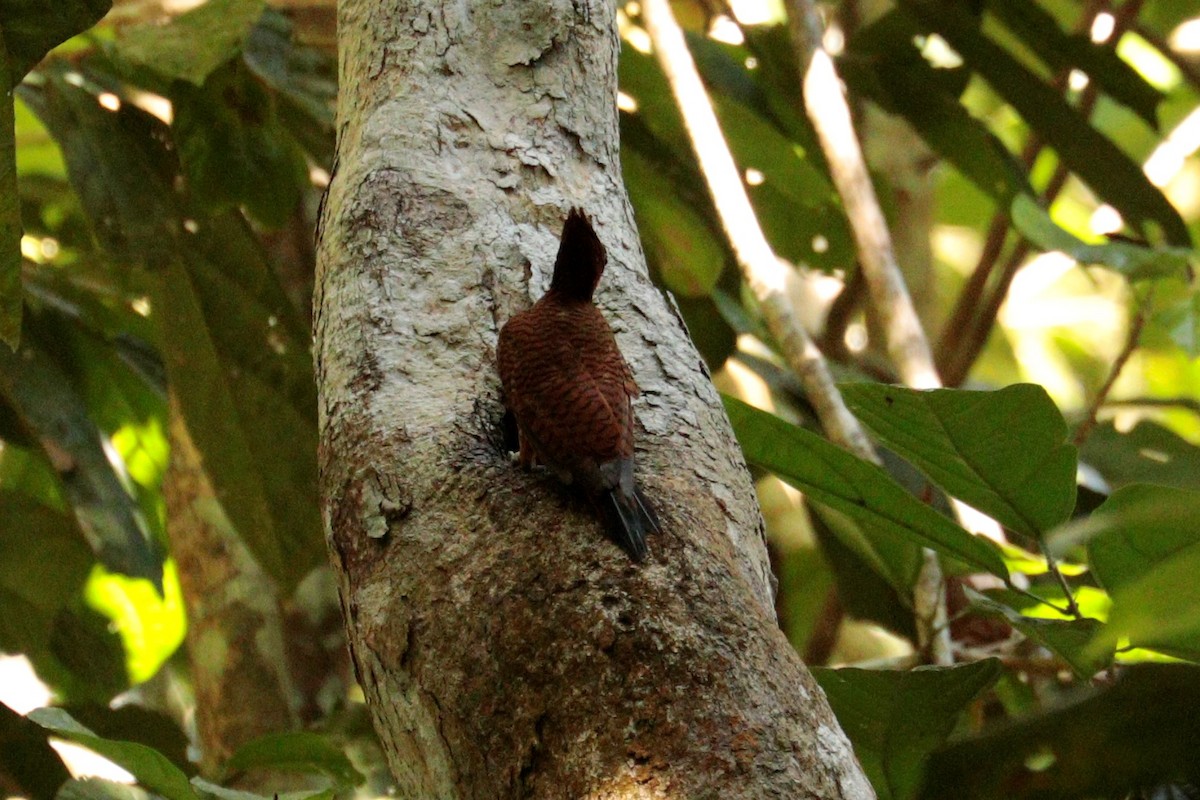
[496,208,660,562]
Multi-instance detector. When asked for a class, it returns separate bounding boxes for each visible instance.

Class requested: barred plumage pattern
[496,209,658,561]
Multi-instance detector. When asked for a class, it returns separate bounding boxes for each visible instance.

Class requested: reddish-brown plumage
[497,209,658,561]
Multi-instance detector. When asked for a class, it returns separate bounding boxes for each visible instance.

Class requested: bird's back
[497,294,635,486]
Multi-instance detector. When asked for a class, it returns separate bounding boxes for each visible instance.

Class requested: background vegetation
[1,0,1198,798]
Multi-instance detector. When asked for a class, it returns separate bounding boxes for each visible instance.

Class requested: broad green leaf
[115,0,266,85]
[172,60,306,228]
[191,777,332,800]
[965,588,1108,677]
[922,664,1200,799]
[153,247,320,592]
[0,493,93,610]
[814,660,1002,800]
[808,504,919,635]
[222,732,364,788]
[18,65,180,269]
[58,704,192,776]
[0,333,160,585]
[897,0,1191,246]
[0,0,110,89]
[1,31,18,349]
[841,10,1030,204]
[84,563,185,684]
[28,708,196,800]
[1011,195,1194,281]
[0,701,69,800]
[1080,420,1200,492]
[986,0,1162,126]
[58,779,151,800]
[840,383,1077,538]
[724,396,1009,580]
[1082,485,1200,658]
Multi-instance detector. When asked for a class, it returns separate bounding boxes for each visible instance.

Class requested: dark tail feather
[600,487,659,563]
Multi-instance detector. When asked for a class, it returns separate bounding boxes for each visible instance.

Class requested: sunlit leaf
[58,704,192,776]
[84,562,185,684]
[724,396,1009,580]
[1011,195,1193,281]
[842,10,1030,204]
[840,383,1077,538]
[986,0,1163,125]
[1083,485,1200,659]
[966,588,1109,677]
[28,708,197,800]
[0,332,160,585]
[897,0,1191,246]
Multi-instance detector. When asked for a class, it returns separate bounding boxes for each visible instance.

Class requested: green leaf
[841,10,1031,204]
[171,60,306,228]
[1080,420,1200,492]
[1011,195,1194,281]
[0,701,69,800]
[0,334,160,585]
[223,732,364,788]
[986,0,1163,126]
[813,660,1002,800]
[0,0,110,89]
[0,492,93,610]
[1083,485,1200,658]
[153,252,319,593]
[18,65,181,268]
[115,0,266,85]
[839,383,1077,538]
[29,708,196,800]
[57,779,151,800]
[897,0,1191,246]
[190,777,332,800]
[59,704,192,776]
[724,396,1009,580]
[0,31,19,349]
[965,588,1108,677]
[922,664,1200,799]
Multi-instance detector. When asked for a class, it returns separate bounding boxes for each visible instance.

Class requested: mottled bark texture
[313,1,872,797]
[162,392,299,779]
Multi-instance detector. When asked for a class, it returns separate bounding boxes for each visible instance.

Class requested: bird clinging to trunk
[496,208,660,562]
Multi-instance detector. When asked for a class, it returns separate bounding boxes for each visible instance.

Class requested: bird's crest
[549,207,607,302]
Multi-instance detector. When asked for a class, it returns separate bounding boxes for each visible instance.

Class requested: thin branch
[784,0,955,663]
[643,0,955,662]
[785,0,940,390]
[1073,295,1151,446]
[639,0,875,460]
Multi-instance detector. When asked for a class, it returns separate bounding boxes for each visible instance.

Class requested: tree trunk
[314,1,872,796]
[162,391,299,779]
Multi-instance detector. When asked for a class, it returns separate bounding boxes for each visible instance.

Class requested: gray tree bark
[314,0,872,796]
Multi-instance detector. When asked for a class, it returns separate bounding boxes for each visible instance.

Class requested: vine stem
[1073,294,1152,447]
